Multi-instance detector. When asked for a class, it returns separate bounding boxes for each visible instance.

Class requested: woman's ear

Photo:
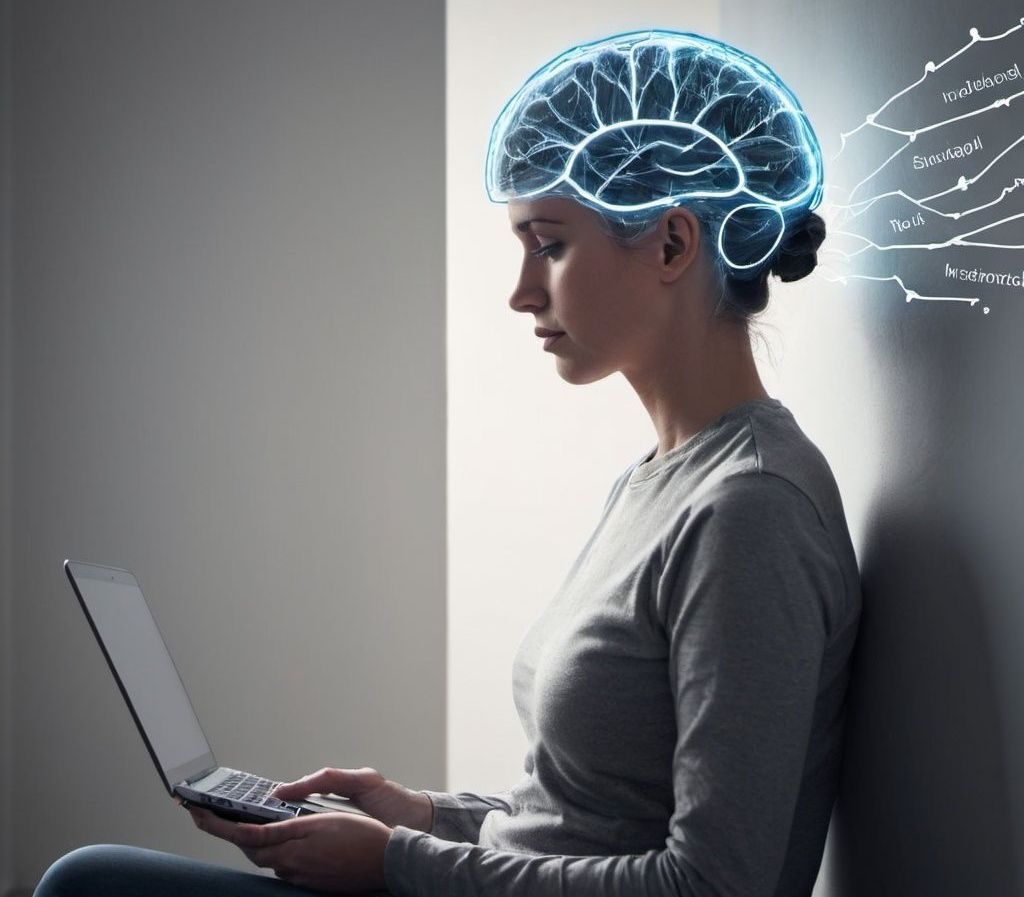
[658,207,702,283]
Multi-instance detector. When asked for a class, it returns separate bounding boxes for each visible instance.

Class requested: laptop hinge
[183,765,219,786]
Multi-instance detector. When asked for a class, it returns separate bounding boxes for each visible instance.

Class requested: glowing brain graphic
[485,30,824,272]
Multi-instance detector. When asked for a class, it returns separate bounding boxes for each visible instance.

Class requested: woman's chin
[553,358,615,386]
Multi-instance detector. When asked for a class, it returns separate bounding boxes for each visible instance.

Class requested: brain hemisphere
[571,124,742,210]
[491,38,815,210]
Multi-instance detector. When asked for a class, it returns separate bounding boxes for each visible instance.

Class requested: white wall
[445,0,727,799]
[445,0,879,808]
[6,1,446,890]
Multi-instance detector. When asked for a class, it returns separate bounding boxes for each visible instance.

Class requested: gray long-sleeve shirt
[383,397,863,897]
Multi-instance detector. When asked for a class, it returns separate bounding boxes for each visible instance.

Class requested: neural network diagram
[821,16,1024,315]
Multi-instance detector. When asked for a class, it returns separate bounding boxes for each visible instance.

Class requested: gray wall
[1,1,14,893]
[3,0,446,890]
[723,1,1024,895]
[6,1,1024,896]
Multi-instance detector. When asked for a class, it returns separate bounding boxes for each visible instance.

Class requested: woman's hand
[271,766,433,833]
[184,802,393,893]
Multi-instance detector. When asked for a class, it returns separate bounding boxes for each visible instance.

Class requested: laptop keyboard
[209,772,281,805]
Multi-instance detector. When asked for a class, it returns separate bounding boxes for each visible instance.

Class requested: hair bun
[770,212,826,282]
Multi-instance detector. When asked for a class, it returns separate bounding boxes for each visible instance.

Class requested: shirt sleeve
[383,472,840,897]
[417,789,515,843]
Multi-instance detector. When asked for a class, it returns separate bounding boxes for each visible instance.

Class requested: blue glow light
[485,29,824,274]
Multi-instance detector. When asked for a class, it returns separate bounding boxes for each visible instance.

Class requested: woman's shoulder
[684,400,843,528]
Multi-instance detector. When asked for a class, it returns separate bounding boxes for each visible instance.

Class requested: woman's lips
[542,333,565,350]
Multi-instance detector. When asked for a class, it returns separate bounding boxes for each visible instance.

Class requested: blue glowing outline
[484,28,824,271]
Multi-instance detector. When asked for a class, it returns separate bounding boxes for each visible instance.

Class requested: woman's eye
[530,242,562,259]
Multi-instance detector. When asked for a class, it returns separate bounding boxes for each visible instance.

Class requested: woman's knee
[34,844,143,896]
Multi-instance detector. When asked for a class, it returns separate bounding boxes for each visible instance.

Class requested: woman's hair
[593,207,827,333]
[484,29,827,338]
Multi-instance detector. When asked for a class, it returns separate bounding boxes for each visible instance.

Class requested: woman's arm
[417,788,517,843]
[382,473,846,897]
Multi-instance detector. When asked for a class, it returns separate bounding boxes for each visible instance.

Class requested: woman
[33,28,861,897]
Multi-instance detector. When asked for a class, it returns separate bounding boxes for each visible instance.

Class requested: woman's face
[506,196,671,385]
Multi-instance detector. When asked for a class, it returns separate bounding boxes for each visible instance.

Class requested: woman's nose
[508,268,546,313]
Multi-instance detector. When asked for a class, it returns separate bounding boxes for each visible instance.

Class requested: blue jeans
[32,844,393,896]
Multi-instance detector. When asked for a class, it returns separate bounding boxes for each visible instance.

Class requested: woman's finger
[188,807,253,844]
[190,812,285,871]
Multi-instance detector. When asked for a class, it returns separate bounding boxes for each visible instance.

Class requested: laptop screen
[71,567,212,781]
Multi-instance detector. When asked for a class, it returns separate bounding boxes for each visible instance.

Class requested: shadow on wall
[829,492,1016,897]
[709,1,1024,892]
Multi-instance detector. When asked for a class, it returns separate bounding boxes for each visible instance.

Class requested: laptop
[64,559,365,824]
